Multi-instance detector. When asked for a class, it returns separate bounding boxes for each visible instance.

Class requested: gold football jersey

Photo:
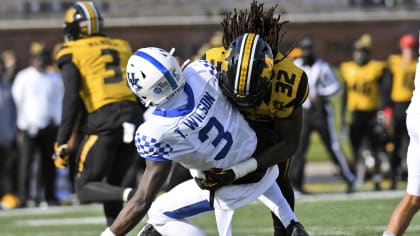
[340,60,386,111]
[388,54,416,103]
[56,36,136,113]
[203,47,308,121]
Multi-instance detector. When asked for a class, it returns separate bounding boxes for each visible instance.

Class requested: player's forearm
[110,200,150,235]
[107,160,172,235]
[254,139,297,169]
[258,107,302,169]
[108,180,159,235]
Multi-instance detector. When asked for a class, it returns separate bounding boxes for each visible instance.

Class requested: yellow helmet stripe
[234,33,259,97]
[77,1,99,35]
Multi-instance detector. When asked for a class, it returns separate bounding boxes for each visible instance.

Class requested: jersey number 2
[198,117,233,160]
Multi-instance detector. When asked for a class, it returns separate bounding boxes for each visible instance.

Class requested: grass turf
[1,192,420,236]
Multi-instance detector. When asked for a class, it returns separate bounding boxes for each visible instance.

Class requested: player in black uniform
[202,2,309,235]
[53,1,145,225]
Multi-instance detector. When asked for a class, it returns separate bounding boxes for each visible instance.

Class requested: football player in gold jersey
[52,1,145,225]
[201,2,309,235]
[340,34,391,191]
[386,34,418,190]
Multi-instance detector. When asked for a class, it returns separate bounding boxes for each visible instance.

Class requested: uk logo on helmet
[127,72,142,90]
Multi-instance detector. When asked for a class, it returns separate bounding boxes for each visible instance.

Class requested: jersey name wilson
[174,91,215,138]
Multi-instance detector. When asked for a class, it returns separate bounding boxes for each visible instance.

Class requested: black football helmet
[63,1,104,41]
[219,33,274,108]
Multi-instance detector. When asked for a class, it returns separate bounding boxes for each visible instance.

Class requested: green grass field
[1,191,420,236]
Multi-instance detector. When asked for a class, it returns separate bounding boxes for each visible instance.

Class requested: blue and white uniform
[134,60,289,236]
[136,60,256,170]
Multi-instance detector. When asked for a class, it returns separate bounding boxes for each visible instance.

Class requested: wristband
[101,227,116,236]
[190,169,205,179]
[231,158,258,179]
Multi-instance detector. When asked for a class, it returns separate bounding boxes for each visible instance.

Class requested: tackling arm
[108,159,172,235]
[200,106,303,189]
[253,106,303,169]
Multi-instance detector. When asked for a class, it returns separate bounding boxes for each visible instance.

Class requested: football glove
[52,142,69,169]
[196,158,258,191]
[194,177,224,191]
[204,168,236,186]
[194,168,236,191]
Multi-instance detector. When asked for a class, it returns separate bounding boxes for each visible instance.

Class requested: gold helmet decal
[235,33,259,98]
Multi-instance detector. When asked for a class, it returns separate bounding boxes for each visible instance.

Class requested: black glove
[205,168,236,185]
[194,177,222,191]
[194,168,236,191]
[194,158,258,191]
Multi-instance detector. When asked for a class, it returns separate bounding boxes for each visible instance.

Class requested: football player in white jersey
[101,44,302,236]
[383,31,420,236]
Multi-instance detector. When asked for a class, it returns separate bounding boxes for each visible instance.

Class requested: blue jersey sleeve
[134,133,173,162]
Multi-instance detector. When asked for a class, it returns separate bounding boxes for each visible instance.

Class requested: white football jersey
[294,58,341,109]
[135,60,257,170]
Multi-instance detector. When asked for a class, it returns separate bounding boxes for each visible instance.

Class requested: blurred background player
[53,1,145,225]
[382,30,420,236]
[0,50,19,209]
[12,41,63,207]
[385,33,418,190]
[0,55,19,209]
[290,36,356,194]
[339,33,391,191]
[1,50,18,84]
[202,1,309,235]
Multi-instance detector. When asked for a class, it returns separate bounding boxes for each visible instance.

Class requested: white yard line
[15,217,106,226]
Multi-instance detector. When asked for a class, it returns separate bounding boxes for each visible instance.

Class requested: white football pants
[144,166,298,236]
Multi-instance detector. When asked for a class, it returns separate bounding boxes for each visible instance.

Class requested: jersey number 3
[199,117,233,160]
[101,48,122,84]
